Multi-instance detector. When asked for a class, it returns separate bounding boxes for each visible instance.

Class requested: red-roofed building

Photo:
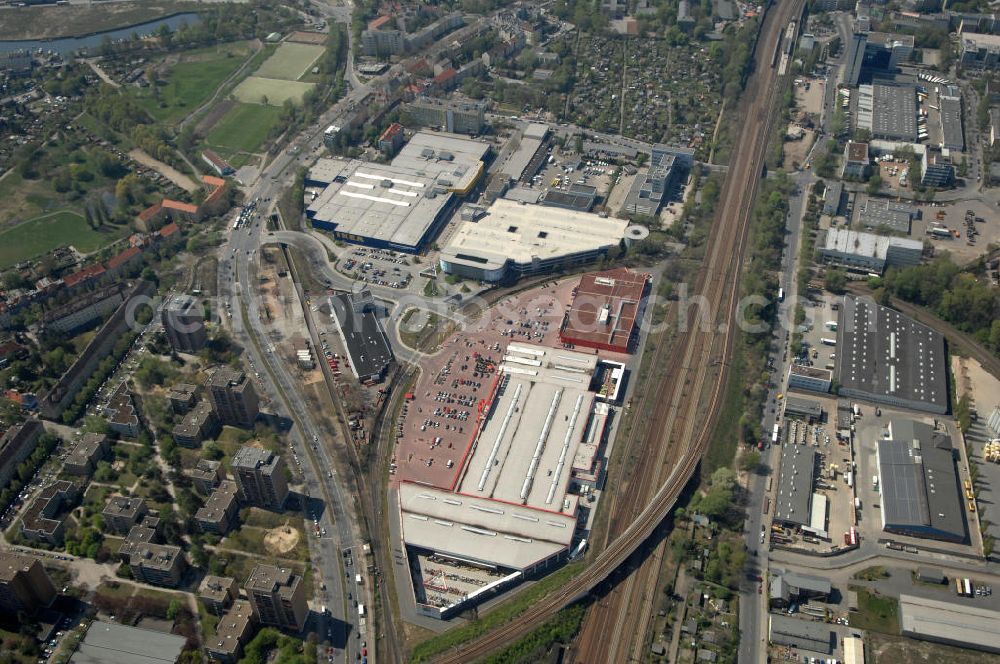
[105,246,143,276]
[559,268,650,354]
[200,176,230,217]
[63,263,106,290]
[157,221,181,240]
[368,14,394,31]
[162,199,200,221]
[405,58,430,76]
[378,122,405,155]
[432,68,458,91]
[136,202,166,232]
[201,150,234,176]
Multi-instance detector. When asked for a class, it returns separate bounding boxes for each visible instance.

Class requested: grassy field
[231,76,314,106]
[849,587,900,634]
[134,41,255,125]
[254,42,324,80]
[205,102,283,153]
[0,211,129,268]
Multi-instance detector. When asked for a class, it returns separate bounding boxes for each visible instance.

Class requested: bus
[777,287,785,302]
[964,579,973,597]
[956,578,965,595]
[772,423,780,444]
[358,604,365,617]
[763,496,771,514]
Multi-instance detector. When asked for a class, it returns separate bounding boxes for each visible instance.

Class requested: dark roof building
[768,614,834,654]
[0,420,43,488]
[0,552,57,615]
[835,296,947,414]
[21,481,77,545]
[876,420,966,543]
[330,290,394,383]
[541,184,599,212]
[773,445,816,528]
[769,570,832,609]
[70,621,186,664]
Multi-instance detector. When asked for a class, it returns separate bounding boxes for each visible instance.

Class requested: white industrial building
[439,198,628,282]
[819,228,923,274]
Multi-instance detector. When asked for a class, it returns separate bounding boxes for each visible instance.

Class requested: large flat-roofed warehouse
[500,122,549,182]
[857,199,916,234]
[899,594,1000,653]
[876,419,966,543]
[306,158,455,253]
[559,267,650,353]
[439,198,628,282]
[399,343,609,616]
[939,95,964,151]
[857,83,918,141]
[835,296,947,414]
[819,228,923,275]
[305,131,489,252]
[768,615,834,654]
[390,131,489,195]
[773,444,816,528]
[330,290,394,383]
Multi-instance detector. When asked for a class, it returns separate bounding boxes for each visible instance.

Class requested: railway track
[426,1,804,662]
[575,3,804,659]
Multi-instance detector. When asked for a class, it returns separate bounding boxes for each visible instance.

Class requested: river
[0,12,201,56]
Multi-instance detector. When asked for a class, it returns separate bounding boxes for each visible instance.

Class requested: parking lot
[337,247,415,290]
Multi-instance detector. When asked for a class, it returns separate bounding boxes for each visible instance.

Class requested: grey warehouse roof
[939,95,964,151]
[769,614,834,654]
[858,198,916,234]
[876,419,966,542]
[900,594,1000,653]
[835,296,947,414]
[861,84,918,141]
[773,444,815,527]
[70,621,186,664]
[307,158,454,248]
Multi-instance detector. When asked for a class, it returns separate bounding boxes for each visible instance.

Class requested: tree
[167,598,183,620]
[824,269,848,294]
[740,450,761,472]
[866,174,883,194]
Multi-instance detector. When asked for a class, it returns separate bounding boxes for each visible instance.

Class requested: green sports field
[205,103,284,153]
[253,42,324,81]
[231,77,314,106]
[0,211,130,268]
[134,41,255,125]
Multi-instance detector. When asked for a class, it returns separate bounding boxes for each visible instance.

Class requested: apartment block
[173,400,220,448]
[63,433,109,476]
[21,480,77,545]
[245,565,307,632]
[195,481,241,535]
[206,599,257,663]
[167,383,198,414]
[231,447,288,510]
[103,496,149,535]
[162,294,207,353]
[188,459,225,494]
[0,420,43,488]
[199,575,239,616]
[129,542,187,588]
[207,368,259,428]
[0,552,57,615]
